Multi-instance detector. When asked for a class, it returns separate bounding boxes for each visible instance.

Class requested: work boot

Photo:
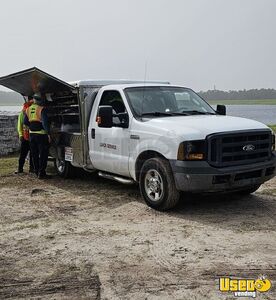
[14,169,23,174]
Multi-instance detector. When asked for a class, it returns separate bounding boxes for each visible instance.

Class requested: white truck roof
[70,80,170,88]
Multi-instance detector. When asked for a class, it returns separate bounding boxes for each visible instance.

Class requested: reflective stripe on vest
[26,104,47,134]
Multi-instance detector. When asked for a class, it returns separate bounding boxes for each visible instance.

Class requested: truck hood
[143,115,269,140]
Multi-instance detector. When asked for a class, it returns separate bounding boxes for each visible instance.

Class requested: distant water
[0,104,276,124]
[0,106,21,115]
[221,105,276,124]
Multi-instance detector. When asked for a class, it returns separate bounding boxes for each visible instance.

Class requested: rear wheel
[139,158,180,211]
[54,158,76,178]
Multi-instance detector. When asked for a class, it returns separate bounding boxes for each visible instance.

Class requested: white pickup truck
[1,67,275,210]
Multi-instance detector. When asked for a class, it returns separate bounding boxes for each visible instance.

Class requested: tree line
[198,89,276,101]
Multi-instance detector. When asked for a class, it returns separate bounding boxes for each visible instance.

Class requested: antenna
[141,60,148,116]
[143,60,148,85]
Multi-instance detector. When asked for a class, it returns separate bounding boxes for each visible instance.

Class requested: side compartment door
[88,89,131,177]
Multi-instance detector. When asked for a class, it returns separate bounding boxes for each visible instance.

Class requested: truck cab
[1,67,275,211]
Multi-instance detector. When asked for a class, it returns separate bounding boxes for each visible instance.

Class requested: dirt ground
[0,159,275,299]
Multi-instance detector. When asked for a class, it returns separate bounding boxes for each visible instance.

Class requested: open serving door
[0,67,75,96]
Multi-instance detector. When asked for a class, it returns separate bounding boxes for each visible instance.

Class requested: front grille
[207,130,272,167]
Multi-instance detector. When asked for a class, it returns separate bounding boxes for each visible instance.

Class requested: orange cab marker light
[96,116,101,124]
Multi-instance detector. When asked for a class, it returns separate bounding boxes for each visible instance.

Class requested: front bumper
[170,154,276,192]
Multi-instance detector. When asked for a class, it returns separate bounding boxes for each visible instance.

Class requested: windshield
[124,86,215,117]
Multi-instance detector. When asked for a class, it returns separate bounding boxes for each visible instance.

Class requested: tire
[139,158,180,211]
[54,158,76,178]
[236,185,261,195]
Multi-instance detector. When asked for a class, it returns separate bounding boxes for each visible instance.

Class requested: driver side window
[99,90,127,125]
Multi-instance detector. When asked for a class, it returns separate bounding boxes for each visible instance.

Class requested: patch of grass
[14,223,39,231]
[0,155,56,177]
[258,188,276,196]
[207,99,276,105]
[268,125,276,132]
[0,155,18,176]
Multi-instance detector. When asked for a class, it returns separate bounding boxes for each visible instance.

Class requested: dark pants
[18,139,34,172]
[30,134,49,176]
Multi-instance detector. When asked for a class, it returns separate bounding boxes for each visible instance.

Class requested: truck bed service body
[1,67,275,210]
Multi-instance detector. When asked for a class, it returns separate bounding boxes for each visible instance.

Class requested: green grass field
[0,102,21,106]
[207,99,276,105]
[268,125,276,132]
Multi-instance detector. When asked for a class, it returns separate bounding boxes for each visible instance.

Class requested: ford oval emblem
[243,144,255,151]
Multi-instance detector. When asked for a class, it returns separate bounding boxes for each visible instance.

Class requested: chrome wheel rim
[56,159,65,173]
[144,169,164,202]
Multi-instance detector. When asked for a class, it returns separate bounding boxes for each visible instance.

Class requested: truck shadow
[46,168,142,208]
[46,165,275,231]
[172,191,276,231]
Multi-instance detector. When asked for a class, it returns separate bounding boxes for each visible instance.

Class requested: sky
[0,0,275,91]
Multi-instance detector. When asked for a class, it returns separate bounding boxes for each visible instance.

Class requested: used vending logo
[219,275,271,298]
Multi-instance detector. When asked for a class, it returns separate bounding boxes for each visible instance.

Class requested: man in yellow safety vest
[15,97,34,174]
[24,93,51,179]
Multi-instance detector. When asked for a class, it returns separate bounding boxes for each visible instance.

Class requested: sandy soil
[0,167,275,299]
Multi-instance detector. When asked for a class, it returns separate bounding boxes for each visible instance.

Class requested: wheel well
[135,151,166,182]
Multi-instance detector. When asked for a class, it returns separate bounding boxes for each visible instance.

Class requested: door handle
[91,128,95,139]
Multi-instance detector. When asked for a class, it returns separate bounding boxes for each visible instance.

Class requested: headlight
[177,140,206,160]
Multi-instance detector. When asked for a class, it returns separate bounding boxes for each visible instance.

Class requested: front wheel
[139,158,180,211]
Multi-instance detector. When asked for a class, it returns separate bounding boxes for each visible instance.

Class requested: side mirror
[97,106,113,128]
[216,104,226,115]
